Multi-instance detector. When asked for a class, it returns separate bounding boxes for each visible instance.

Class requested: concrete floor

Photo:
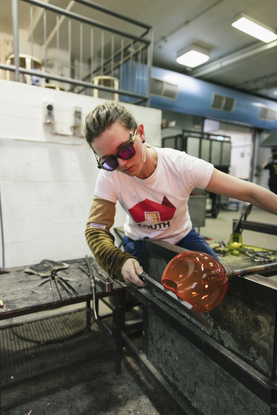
[1,350,174,415]
[1,303,175,415]
[201,204,277,251]
[1,204,276,415]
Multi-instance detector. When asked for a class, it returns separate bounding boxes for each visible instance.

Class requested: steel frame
[123,239,277,414]
[3,0,154,105]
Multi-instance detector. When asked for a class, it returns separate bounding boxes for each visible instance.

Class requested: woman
[85,102,277,287]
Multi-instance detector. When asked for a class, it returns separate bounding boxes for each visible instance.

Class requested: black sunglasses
[94,130,136,171]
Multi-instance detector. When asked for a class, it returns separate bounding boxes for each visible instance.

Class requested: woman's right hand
[121,258,147,287]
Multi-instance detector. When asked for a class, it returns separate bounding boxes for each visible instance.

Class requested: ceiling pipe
[192,39,277,78]
[149,65,277,130]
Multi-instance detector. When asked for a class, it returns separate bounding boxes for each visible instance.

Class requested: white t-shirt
[94,147,214,244]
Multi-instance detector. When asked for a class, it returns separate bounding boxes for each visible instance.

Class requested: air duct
[210,94,236,112]
[150,66,277,130]
[119,62,277,130]
[258,107,277,122]
[151,78,178,100]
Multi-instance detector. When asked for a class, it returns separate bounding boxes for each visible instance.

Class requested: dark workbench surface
[0,258,125,389]
[0,257,123,320]
[219,248,277,279]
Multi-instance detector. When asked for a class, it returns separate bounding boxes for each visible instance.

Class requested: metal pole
[0,65,148,100]
[120,38,124,88]
[146,28,154,107]
[250,129,262,184]
[56,15,59,73]
[111,34,114,78]
[74,0,151,30]
[90,27,94,82]
[43,9,47,73]
[68,19,71,78]
[30,5,33,65]
[129,41,133,92]
[80,23,83,81]
[138,49,141,95]
[45,0,75,48]
[0,184,5,269]
[12,0,20,82]
[22,0,150,44]
[101,30,104,79]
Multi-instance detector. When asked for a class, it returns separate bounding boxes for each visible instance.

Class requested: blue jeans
[123,227,219,266]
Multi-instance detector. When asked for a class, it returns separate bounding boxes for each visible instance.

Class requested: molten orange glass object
[161,251,229,314]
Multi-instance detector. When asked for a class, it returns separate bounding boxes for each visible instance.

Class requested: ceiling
[2,0,277,101]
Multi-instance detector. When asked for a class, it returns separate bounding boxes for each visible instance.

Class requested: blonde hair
[85,102,137,147]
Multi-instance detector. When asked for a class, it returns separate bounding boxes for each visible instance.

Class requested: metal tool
[53,273,62,301]
[242,248,276,263]
[94,268,113,292]
[139,271,211,329]
[49,274,55,302]
[31,270,79,300]
[85,256,98,320]
[81,261,113,293]
[226,262,277,279]
[209,241,228,256]
[228,203,252,255]
[31,278,50,295]
[232,203,252,234]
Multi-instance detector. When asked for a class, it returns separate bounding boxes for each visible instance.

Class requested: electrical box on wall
[43,102,55,124]
[72,106,82,128]
[42,101,85,139]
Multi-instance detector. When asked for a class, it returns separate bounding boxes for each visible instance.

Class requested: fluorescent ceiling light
[176,44,210,68]
[232,14,277,43]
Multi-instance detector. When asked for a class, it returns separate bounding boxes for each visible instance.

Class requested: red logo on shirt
[128,197,176,223]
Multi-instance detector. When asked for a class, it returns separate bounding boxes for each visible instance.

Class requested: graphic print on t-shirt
[128,196,176,223]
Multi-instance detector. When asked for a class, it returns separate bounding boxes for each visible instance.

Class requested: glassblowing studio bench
[123,239,277,415]
[0,257,125,414]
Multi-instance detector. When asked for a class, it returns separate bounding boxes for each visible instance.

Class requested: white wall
[204,120,254,180]
[229,133,253,180]
[0,79,162,268]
